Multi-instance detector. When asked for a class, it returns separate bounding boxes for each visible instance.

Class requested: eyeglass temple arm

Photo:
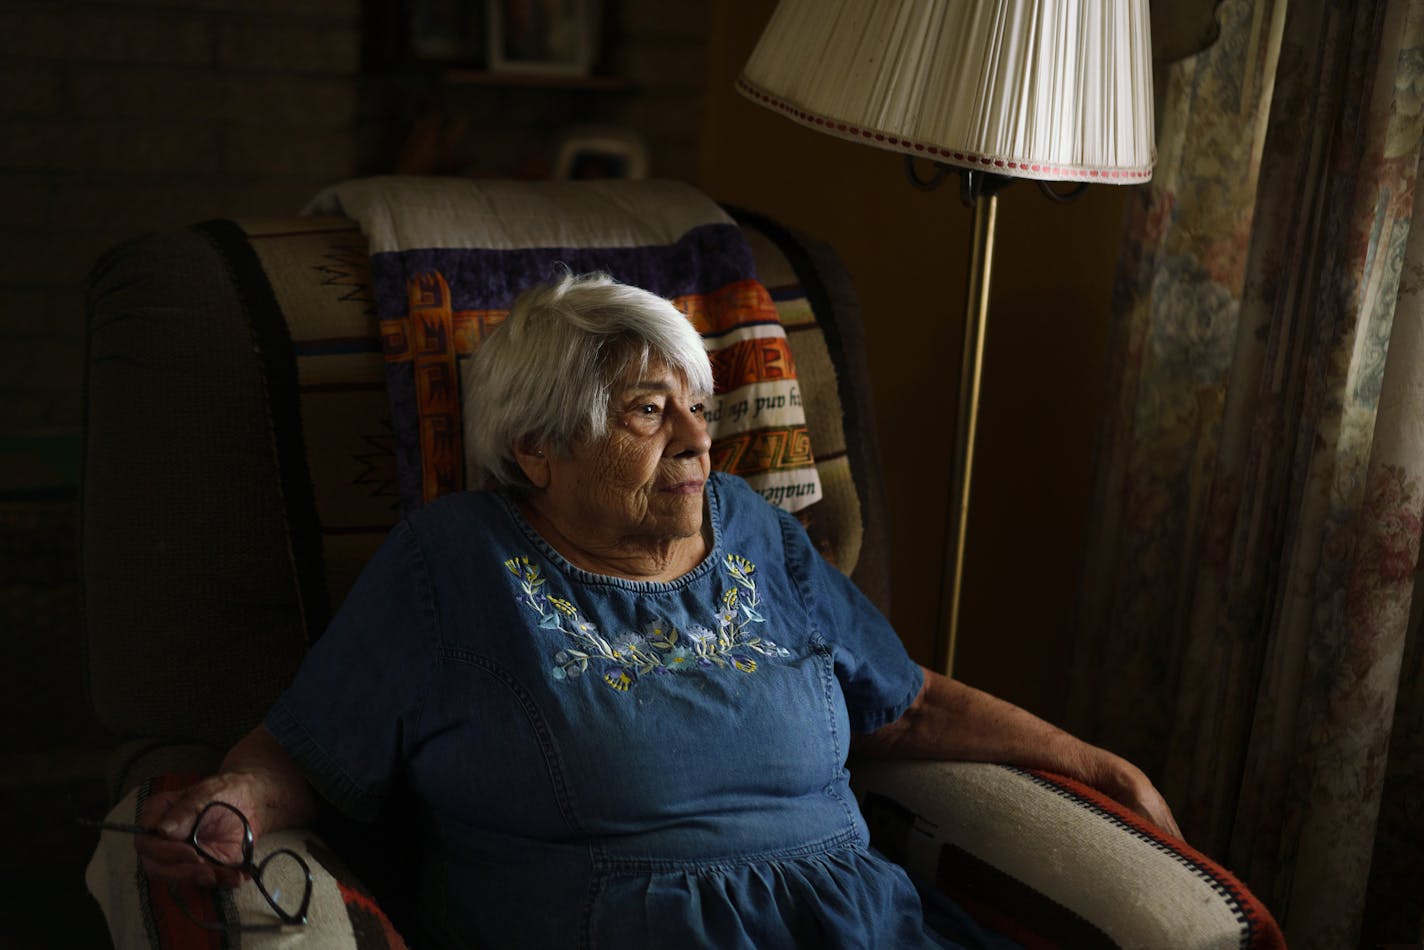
[78,818,167,837]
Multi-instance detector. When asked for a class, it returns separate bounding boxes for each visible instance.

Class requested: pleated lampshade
[737,0,1155,183]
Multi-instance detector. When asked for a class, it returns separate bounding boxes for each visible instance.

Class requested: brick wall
[0,0,361,438]
[1,0,711,755]
[609,0,709,182]
[0,0,361,823]
[1,0,711,439]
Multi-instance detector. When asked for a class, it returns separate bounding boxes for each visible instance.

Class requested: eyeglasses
[82,800,313,934]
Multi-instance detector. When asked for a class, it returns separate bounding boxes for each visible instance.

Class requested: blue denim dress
[267,473,947,948]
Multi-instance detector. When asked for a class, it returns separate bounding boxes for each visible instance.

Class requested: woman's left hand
[1084,752,1182,840]
[856,666,1185,841]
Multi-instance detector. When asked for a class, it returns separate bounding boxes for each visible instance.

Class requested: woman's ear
[513,441,551,489]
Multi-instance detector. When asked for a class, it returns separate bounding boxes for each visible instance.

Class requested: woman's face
[533,358,713,553]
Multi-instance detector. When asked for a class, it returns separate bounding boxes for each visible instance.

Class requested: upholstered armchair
[81,179,1283,949]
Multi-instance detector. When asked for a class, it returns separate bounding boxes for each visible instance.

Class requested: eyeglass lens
[189,801,254,868]
[255,849,313,920]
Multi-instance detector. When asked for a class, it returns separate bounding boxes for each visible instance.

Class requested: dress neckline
[495,474,724,592]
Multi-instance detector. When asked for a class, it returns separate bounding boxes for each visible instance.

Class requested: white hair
[463,271,715,489]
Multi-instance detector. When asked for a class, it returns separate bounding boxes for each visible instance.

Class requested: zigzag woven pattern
[379,265,820,510]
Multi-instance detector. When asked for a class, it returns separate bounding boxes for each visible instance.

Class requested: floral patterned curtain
[1070,0,1424,946]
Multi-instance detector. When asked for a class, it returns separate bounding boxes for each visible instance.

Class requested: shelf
[440,69,636,92]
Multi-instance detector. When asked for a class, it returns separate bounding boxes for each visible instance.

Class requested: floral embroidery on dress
[503,554,792,691]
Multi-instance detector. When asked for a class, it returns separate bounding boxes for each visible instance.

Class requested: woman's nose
[670,403,712,458]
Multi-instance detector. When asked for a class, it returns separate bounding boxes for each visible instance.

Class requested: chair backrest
[82,197,891,758]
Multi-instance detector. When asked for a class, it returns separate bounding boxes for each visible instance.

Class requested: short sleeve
[264,520,437,821]
[782,510,924,733]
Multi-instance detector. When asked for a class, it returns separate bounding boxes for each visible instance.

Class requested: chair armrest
[850,759,1284,950]
[85,774,409,949]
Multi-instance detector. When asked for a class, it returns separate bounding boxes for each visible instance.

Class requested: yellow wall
[698,1,1129,721]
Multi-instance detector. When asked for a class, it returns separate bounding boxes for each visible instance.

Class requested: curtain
[1070,0,1424,946]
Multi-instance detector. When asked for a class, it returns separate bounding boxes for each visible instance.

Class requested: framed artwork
[409,0,486,63]
[487,0,599,75]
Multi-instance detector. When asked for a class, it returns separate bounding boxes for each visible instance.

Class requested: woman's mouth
[661,479,705,495]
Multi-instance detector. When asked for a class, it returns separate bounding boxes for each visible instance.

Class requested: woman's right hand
[134,726,317,890]
[135,772,263,889]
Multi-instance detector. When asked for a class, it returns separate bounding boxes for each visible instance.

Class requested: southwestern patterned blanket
[304,176,823,515]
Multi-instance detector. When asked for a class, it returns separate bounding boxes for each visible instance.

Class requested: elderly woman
[137,272,1177,947]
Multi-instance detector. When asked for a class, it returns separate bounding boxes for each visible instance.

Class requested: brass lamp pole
[940,175,999,676]
[908,166,1015,675]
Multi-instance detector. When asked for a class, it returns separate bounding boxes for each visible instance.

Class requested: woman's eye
[690,403,705,415]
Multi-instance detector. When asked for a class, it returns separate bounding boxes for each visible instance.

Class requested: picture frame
[487,0,599,76]
[409,0,487,64]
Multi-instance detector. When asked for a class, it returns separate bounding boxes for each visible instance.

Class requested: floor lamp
[738,0,1156,676]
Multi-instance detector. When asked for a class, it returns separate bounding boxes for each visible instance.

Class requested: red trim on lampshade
[735,76,1153,183]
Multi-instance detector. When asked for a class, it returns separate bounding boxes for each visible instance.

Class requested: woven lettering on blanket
[374,223,822,513]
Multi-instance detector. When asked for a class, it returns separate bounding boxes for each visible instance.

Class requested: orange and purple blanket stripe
[380,269,815,507]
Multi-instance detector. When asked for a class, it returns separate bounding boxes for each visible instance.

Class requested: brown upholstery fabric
[730,210,891,614]
[83,226,309,750]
